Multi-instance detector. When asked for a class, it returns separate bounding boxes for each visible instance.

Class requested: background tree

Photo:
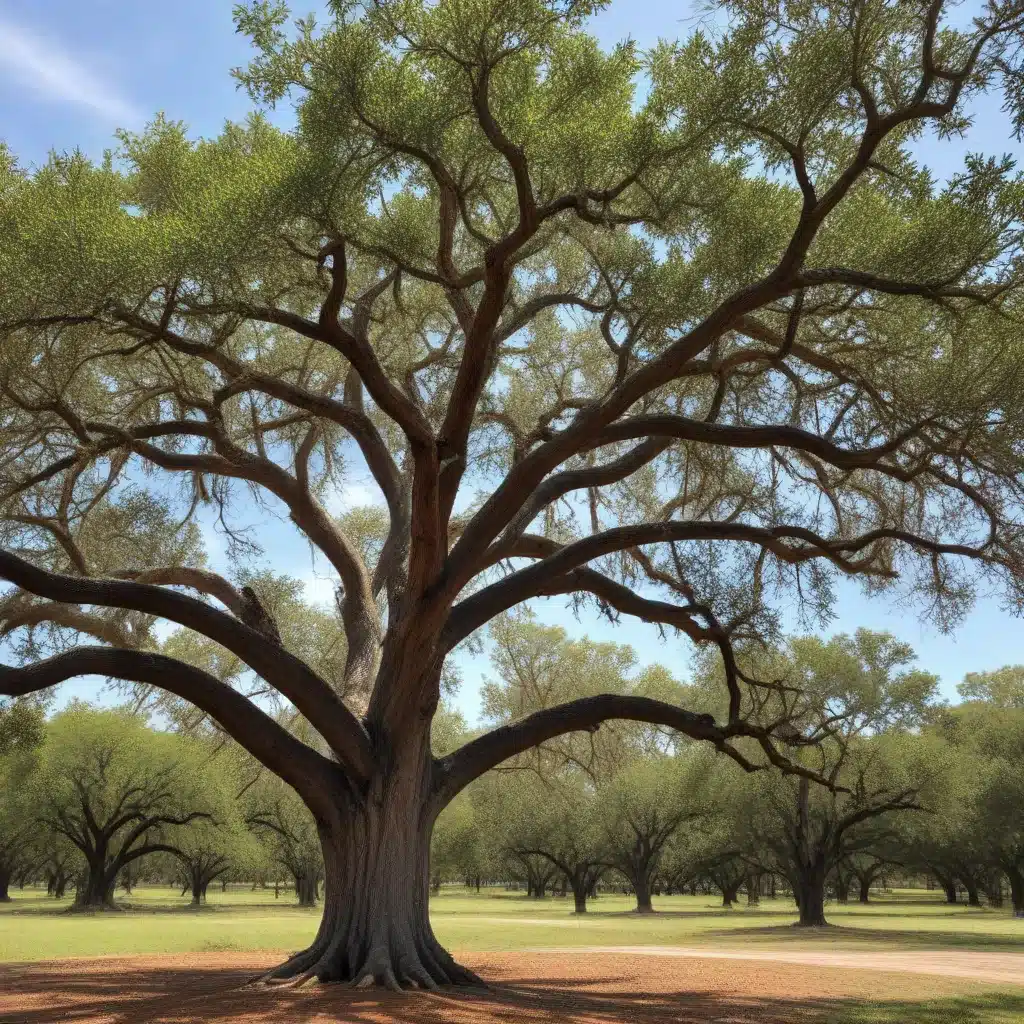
[894,743,989,906]
[931,699,1024,916]
[245,773,325,907]
[699,631,941,926]
[602,751,710,913]
[0,700,43,901]
[4,0,1024,986]
[485,768,609,912]
[431,789,489,893]
[166,756,255,906]
[35,705,217,908]
[841,848,901,904]
[958,666,1024,709]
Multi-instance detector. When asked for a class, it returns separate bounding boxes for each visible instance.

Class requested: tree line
[3,618,1021,921]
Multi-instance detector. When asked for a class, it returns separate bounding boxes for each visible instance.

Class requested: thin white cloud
[0,17,140,124]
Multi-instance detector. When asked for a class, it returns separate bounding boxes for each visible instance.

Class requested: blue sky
[2,0,1023,718]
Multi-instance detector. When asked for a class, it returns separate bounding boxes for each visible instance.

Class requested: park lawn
[822,992,1024,1024]
[1,885,1022,961]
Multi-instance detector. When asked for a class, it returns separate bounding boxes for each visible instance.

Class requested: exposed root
[255,933,486,992]
[249,943,326,987]
[403,962,440,992]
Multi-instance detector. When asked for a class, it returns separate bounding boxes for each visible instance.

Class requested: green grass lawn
[822,993,1024,1024]
[1,886,1021,1023]
[1,883,1021,961]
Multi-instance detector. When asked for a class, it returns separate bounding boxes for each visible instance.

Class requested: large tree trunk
[746,874,760,907]
[793,861,828,927]
[75,861,116,908]
[983,871,1004,909]
[721,881,741,907]
[963,876,981,908]
[295,872,319,907]
[567,867,590,914]
[1007,867,1024,919]
[834,871,850,904]
[190,873,210,906]
[259,747,480,990]
[633,873,654,914]
[0,867,11,903]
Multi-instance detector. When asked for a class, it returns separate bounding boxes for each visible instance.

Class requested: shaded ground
[0,950,1016,1024]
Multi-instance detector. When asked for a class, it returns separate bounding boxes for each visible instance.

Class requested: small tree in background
[35,705,218,908]
[246,773,324,907]
[0,699,44,901]
[602,751,711,913]
[168,761,256,906]
[697,631,941,926]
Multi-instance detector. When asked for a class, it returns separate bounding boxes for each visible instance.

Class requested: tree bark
[834,871,850,904]
[859,876,871,904]
[258,751,480,990]
[295,872,319,907]
[721,882,741,907]
[633,873,654,914]
[793,861,828,927]
[943,881,958,904]
[983,872,1004,909]
[0,868,11,903]
[75,860,116,908]
[191,878,209,906]
[1007,868,1024,919]
[745,874,760,907]
[964,877,981,908]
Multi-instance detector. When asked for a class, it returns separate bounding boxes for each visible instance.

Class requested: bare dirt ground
[0,950,1015,1024]
[556,946,1024,987]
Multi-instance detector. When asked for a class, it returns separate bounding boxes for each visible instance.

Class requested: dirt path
[0,950,1013,1023]
[547,946,1024,987]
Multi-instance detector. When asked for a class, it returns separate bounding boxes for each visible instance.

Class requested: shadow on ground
[1,955,1021,1024]
[702,922,1024,952]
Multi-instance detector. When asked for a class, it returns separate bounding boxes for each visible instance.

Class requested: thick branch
[0,647,343,812]
[433,694,832,807]
[0,550,374,783]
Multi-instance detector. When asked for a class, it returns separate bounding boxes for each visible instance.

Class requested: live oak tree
[837,847,902,903]
[958,665,1024,708]
[166,769,255,906]
[34,706,218,908]
[0,702,43,901]
[245,771,326,906]
[601,751,711,913]
[931,699,1024,915]
[484,767,610,911]
[3,0,1024,987]
[892,733,987,904]
[698,631,941,925]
